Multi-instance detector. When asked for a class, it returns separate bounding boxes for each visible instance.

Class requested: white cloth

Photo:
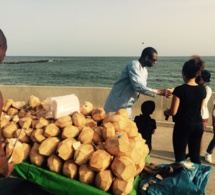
[202,85,212,119]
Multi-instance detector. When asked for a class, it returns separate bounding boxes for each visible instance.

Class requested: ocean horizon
[1,56,215,92]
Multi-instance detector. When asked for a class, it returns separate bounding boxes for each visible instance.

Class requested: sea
[1,56,215,91]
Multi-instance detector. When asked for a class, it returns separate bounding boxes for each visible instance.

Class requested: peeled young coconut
[44,123,60,137]
[14,129,31,143]
[18,109,30,119]
[104,114,129,132]
[74,143,95,165]
[111,156,136,181]
[129,133,149,157]
[5,138,24,164]
[102,122,115,140]
[35,117,49,129]
[22,143,31,160]
[0,118,10,129]
[92,126,104,144]
[89,149,112,172]
[129,133,146,152]
[62,159,78,179]
[91,107,106,122]
[18,117,32,129]
[12,101,26,110]
[123,120,138,138]
[85,117,97,128]
[72,112,86,129]
[104,135,130,156]
[38,137,60,156]
[95,169,113,192]
[29,95,40,108]
[62,125,80,139]
[12,115,20,123]
[115,131,129,140]
[115,108,129,119]
[56,138,77,160]
[29,143,45,166]
[79,164,95,185]
[140,143,150,158]
[112,177,134,195]
[125,145,146,176]
[55,116,72,128]
[80,101,94,116]
[7,108,19,116]
[3,123,18,138]
[30,128,46,143]
[47,154,63,173]
[102,112,115,125]
[78,127,94,144]
[3,99,14,112]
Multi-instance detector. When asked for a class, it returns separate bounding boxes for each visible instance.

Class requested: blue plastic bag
[139,163,213,195]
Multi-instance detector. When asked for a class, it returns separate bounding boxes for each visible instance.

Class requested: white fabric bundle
[45,94,80,119]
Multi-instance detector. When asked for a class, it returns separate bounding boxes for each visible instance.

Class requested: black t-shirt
[172,84,206,123]
[134,114,156,143]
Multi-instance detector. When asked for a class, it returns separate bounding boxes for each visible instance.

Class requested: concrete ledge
[0,85,214,127]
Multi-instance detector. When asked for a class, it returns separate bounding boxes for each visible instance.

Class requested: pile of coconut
[1,95,149,195]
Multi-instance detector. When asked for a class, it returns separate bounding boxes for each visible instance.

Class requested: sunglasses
[150,57,157,62]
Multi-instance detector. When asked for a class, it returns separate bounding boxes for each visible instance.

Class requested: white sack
[45,94,80,119]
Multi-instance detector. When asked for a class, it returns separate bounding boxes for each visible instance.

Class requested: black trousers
[173,121,203,164]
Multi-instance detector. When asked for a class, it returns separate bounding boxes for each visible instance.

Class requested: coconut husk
[47,154,63,173]
[29,143,45,166]
[56,138,77,160]
[44,123,60,137]
[111,156,136,180]
[38,137,60,156]
[3,99,13,112]
[80,101,94,116]
[79,164,95,185]
[102,122,115,140]
[55,116,72,128]
[91,107,106,122]
[62,159,78,179]
[89,149,112,172]
[62,125,80,139]
[30,128,46,143]
[74,143,95,165]
[115,108,129,119]
[29,95,41,109]
[5,138,24,164]
[3,122,18,138]
[72,112,86,129]
[95,169,113,192]
[18,117,32,129]
[104,135,129,156]
[77,127,94,144]
[112,177,134,195]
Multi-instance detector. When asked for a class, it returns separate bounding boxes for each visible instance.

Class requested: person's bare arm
[0,91,14,177]
[164,95,180,120]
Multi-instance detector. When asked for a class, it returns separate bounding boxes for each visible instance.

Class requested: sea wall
[0,85,213,130]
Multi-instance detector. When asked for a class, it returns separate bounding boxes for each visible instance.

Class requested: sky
[1,0,215,56]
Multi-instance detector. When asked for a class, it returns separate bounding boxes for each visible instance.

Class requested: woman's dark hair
[201,70,211,82]
[182,57,205,79]
[141,100,155,115]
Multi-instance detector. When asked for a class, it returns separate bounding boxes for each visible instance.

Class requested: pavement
[149,125,215,195]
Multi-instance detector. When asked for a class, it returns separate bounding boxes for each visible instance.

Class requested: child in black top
[134,100,156,153]
[164,57,206,164]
